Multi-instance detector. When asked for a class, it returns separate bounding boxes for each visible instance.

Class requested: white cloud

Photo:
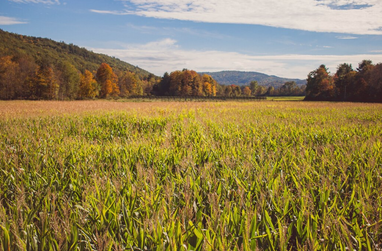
[0,16,27,25]
[336,36,358,39]
[90,9,124,15]
[91,39,382,79]
[9,0,60,4]
[92,0,382,35]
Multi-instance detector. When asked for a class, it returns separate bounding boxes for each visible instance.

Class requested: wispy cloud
[9,0,60,4]
[91,39,382,79]
[90,9,125,15]
[126,23,231,39]
[369,50,382,53]
[91,0,382,35]
[0,16,27,25]
[336,36,358,39]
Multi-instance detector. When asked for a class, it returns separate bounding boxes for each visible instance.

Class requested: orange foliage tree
[305,65,335,100]
[243,86,252,96]
[0,56,19,99]
[32,63,59,99]
[166,70,208,96]
[201,74,217,96]
[96,63,119,98]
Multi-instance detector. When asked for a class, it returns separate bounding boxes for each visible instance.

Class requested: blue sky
[1,0,382,79]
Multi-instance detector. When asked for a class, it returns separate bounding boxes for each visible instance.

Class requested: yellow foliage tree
[79,70,98,99]
[202,74,217,96]
[243,86,252,96]
[96,63,119,98]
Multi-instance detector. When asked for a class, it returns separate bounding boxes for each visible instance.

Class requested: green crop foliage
[0,101,381,250]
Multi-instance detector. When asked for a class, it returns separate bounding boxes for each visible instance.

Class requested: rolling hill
[0,29,152,78]
[199,70,306,87]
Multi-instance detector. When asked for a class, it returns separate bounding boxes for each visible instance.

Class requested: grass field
[267,96,305,101]
[0,100,381,250]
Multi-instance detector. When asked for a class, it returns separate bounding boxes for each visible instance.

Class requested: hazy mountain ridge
[199,70,306,87]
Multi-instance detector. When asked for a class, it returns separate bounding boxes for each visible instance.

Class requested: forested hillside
[0,29,161,100]
[0,29,150,77]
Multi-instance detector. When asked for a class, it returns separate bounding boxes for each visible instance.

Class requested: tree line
[305,60,382,102]
[239,80,306,97]
[0,55,159,100]
[1,57,307,100]
[152,70,305,98]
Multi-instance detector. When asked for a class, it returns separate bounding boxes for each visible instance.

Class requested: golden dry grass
[1,100,381,118]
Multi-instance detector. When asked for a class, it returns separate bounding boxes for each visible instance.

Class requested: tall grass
[0,101,381,250]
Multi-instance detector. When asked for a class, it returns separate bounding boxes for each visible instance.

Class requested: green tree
[266,86,275,96]
[250,81,258,95]
[280,81,297,95]
[57,61,80,100]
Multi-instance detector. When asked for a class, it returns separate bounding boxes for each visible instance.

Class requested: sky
[1,0,382,79]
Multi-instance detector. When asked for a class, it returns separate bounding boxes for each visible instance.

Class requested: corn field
[0,100,381,250]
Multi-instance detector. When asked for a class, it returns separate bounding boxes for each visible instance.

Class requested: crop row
[0,102,381,250]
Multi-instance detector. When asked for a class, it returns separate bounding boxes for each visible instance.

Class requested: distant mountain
[199,71,306,87]
[0,29,152,78]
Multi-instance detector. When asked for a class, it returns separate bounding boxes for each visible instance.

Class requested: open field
[267,96,305,101]
[1,100,382,250]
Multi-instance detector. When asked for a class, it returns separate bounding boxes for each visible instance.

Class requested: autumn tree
[78,70,98,99]
[369,63,382,102]
[142,73,158,96]
[15,55,38,99]
[305,65,334,101]
[0,56,20,99]
[243,86,251,96]
[231,85,241,97]
[165,70,203,96]
[352,60,374,101]
[333,63,354,100]
[201,74,217,96]
[119,71,143,97]
[96,63,119,98]
[30,60,59,99]
[224,85,233,97]
[306,60,382,102]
